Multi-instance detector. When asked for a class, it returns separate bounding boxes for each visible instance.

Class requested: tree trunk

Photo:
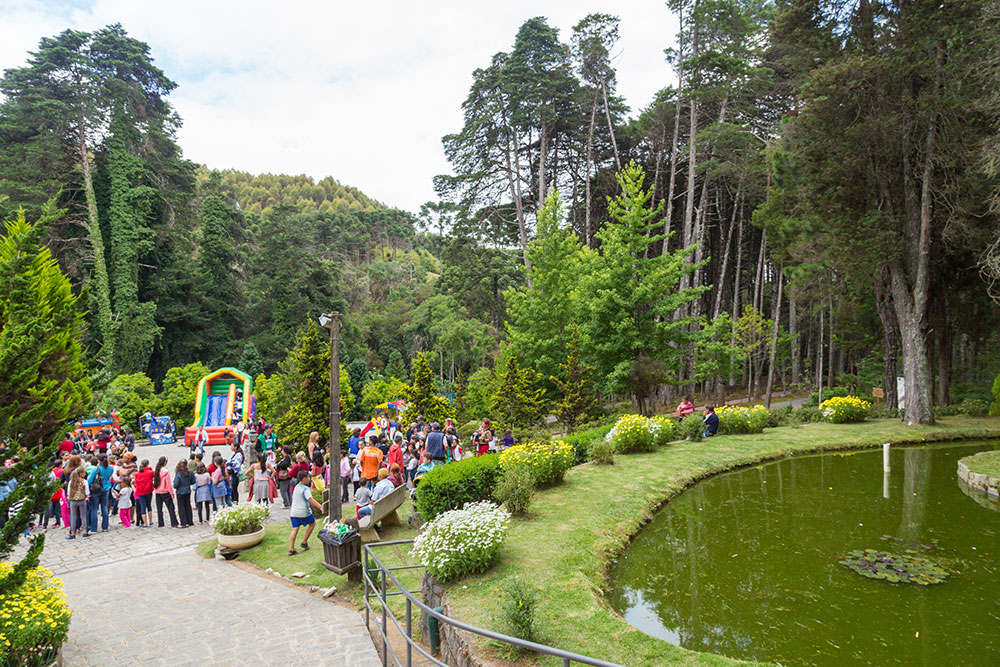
[77,117,115,366]
[503,122,532,289]
[875,279,899,411]
[765,269,784,408]
[789,297,800,385]
[602,83,622,173]
[827,294,835,388]
[663,76,683,252]
[538,122,548,208]
[584,90,598,248]
[817,308,825,404]
[728,212,743,389]
[936,328,950,407]
[712,191,739,319]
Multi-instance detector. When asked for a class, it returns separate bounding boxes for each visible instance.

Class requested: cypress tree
[0,210,91,593]
[238,342,265,379]
[550,326,597,432]
[489,351,547,435]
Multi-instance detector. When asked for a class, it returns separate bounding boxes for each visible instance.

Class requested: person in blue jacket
[702,406,719,438]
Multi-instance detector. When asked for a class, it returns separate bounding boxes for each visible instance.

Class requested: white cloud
[0,0,678,211]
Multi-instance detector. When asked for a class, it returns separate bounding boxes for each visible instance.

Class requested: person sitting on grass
[288,470,324,556]
[676,395,695,420]
[702,405,719,438]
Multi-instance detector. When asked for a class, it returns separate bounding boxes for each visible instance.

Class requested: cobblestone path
[16,499,380,666]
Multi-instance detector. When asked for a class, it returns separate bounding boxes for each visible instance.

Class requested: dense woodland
[1,2,999,431]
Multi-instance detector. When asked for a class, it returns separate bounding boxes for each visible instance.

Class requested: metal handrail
[363,539,625,667]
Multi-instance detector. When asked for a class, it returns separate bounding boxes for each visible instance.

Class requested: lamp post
[319,312,342,525]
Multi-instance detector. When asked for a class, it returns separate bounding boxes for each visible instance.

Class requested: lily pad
[839,549,950,585]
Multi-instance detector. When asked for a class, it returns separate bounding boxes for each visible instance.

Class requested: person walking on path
[87,455,114,532]
[256,424,279,465]
[227,443,245,503]
[211,455,232,509]
[194,463,213,524]
[339,451,351,503]
[115,477,133,528]
[152,457,179,528]
[287,470,323,556]
[251,456,274,505]
[133,460,154,527]
[276,446,294,508]
[173,459,195,528]
[65,458,90,539]
[359,436,383,485]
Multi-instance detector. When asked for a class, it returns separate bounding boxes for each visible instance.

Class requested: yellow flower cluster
[0,562,72,664]
[716,405,771,434]
[499,440,575,486]
[820,396,871,423]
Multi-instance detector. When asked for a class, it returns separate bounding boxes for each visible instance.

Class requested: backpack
[89,469,104,495]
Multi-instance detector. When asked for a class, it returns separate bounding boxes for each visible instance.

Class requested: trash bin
[320,530,361,580]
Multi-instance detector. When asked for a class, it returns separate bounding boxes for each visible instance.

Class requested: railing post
[564,659,571,667]
[363,546,370,628]
[381,567,388,667]
[405,597,412,667]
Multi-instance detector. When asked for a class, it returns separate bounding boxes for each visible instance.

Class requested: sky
[0,1,678,212]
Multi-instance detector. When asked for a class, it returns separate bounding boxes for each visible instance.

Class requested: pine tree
[238,342,265,379]
[405,353,452,424]
[0,210,91,593]
[346,358,369,421]
[454,370,469,423]
[489,350,547,435]
[550,327,596,432]
[385,349,409,382]
[279,320,332,447]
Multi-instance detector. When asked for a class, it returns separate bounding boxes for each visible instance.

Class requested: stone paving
[15,480,381,666]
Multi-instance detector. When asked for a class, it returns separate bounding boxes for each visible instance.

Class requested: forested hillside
[2,3,1000,430]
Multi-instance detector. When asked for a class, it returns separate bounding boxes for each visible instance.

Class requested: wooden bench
[357,484,407,542]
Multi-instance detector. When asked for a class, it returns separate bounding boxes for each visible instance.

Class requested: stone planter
[217,526,265,550]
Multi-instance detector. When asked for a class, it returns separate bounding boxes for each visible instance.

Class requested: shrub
[609,414,656,453]
[558,423,614,464]
[648,415,677,446]
[588,437,615,465]
[961,399,990,417]
[678,415,704,441]
[716,405,771,434]
[868,403,900,419]
[793,405,824,423]
[499,441,575,487]
[411,501,510,582]
[493,465,535,515]
[516,426,552,444]
[498,577,539,645]
[819,396,871,423]
[211,503,270,535]
[0,563,72,666]
[807,385,850,406]
[416,455,501,522]
[458,420,479,441]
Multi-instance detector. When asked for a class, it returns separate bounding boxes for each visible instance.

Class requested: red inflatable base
[183,426,233,447]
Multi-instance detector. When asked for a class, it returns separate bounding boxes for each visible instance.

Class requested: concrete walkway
[17,501,381,666]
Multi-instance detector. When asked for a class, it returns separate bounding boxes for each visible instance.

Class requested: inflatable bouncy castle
[183,367,256,446]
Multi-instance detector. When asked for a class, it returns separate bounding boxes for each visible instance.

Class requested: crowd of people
[12,411,520,545]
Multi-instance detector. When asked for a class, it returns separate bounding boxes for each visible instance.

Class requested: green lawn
[439,416,1000,667]
[198,497,422,609]
[962,448,1000,479]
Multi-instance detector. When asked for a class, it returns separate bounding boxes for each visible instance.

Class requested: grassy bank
[962,449,1000,478]
[197,497,421,608]
[441,416,1000,666]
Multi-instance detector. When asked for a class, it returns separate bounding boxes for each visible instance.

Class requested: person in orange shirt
[358,435,383,485]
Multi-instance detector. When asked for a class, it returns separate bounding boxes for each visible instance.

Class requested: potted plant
[212,503,270,549]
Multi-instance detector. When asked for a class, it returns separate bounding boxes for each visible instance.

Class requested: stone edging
[957,452,1000,498]
[420,573,486,667]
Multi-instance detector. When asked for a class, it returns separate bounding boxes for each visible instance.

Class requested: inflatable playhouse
[183,367,256,446]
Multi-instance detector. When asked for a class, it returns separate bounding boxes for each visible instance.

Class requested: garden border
[440,418,1000,666]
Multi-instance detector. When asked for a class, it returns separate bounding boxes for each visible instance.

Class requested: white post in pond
[883,443,891,472]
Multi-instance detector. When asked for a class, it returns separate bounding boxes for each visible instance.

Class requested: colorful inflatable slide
[183,367,255,446]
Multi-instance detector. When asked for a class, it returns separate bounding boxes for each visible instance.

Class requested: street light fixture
[319,312,341,525]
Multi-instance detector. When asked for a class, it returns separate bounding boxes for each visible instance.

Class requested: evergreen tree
[579,162,704,414]
[346,358,369,420]
[238,342,265,379]
[454,370,469,423]
[197,191,241,365]
[0,210,90,593]
[489,350,547,435]
[550,327,597,432]
[385,348,409,382]
[405,353,452,424]
[158,362,210,429]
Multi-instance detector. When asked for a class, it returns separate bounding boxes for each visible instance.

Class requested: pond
[606,441,1000,666]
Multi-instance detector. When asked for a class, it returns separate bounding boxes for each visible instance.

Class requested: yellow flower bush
[0,563,72,666]
[607,414,678,452]
[820,396,871,423]
[716,405,771,434]
[499,440,575,486]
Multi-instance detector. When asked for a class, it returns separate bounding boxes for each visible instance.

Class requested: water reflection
[607,443,1000,666]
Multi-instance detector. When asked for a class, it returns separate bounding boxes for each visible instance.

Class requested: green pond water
[607,441,1000,666]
